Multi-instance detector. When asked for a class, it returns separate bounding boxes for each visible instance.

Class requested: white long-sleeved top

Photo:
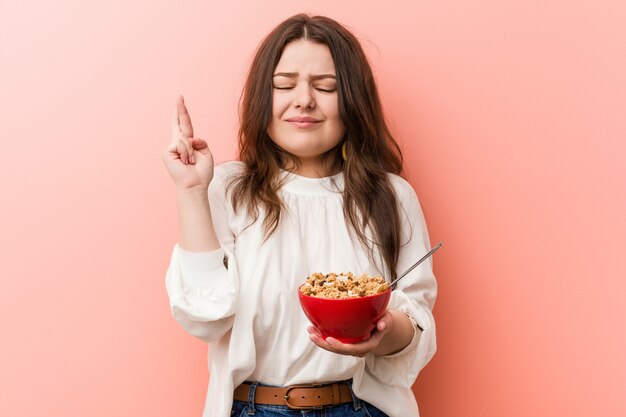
[165,161,437,417]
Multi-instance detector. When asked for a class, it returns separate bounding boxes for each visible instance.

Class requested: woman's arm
[165,168,239,343]
[177,187,220,252]
[163,97,238,342]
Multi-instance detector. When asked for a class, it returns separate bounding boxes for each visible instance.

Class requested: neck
[288,156,341,178]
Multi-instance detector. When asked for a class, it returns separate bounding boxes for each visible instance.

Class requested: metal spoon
[389,242,443,288]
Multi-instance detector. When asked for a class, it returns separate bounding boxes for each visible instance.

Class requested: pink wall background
[1,1,625,416]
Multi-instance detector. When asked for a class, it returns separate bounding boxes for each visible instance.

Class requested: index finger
[177,95,194,138]
[171,106,182,138]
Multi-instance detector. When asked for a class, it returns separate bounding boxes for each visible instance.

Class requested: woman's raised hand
[162,96,214,191]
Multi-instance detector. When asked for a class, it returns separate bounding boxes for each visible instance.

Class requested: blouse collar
[279,169,344,196]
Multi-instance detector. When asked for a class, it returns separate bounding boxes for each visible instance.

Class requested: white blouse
[165,161,437,417]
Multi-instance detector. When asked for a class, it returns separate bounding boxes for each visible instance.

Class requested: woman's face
[267,39,345,176]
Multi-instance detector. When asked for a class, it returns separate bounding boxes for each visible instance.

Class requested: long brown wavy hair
[229,14,404,280]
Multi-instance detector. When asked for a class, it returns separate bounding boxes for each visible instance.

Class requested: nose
[293,83,315,110]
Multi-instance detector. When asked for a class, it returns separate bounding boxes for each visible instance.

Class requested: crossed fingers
[169,96,196,164]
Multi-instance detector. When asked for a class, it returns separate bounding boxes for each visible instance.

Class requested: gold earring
[341,142,348,161]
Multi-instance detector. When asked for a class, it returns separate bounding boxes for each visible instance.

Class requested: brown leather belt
[233,381,353,410]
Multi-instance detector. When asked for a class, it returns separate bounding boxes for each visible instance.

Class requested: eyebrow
[272,72,336,80]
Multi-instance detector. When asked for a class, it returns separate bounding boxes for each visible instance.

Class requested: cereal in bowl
[300,272,390,299]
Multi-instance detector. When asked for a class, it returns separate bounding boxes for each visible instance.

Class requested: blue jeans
[230,381,388,417]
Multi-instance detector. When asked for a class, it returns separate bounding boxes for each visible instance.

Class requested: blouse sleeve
[364,176,437,387]
[164,164,239,343]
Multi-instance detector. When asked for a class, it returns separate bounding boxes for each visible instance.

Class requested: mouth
[286,116,321,128]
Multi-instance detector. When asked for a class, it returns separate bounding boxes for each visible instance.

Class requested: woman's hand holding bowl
[307,310,395,357]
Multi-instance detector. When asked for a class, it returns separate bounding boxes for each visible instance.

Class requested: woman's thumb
[191,138,209,151]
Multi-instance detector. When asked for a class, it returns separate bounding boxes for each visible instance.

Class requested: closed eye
[272,86,336,92]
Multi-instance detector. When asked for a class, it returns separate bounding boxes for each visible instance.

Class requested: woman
[163,14,437,417]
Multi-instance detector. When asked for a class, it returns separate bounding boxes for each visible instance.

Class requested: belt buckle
[283,384,324,410]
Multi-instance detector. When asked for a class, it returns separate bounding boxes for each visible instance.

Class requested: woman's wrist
[176,186,219,252]
[373,309,417,356]
[176,185,209,198]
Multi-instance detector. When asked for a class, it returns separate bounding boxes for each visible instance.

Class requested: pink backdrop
[1,1,625,416]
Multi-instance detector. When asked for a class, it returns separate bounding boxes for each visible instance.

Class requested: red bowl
[298,284,392,343]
